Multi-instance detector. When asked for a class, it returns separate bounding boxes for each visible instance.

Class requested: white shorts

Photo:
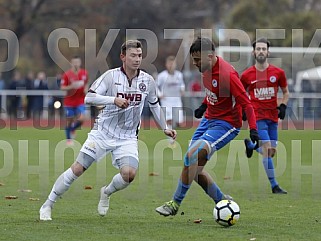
[161,98,184,123]
[80,130,138,169]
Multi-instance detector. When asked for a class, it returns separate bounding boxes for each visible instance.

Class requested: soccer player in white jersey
[157,56,185,145]
[39,40,177,221]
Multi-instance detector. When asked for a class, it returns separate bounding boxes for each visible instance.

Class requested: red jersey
[61,69,89,107]
[240,64,287,122]
[202,57,257,130]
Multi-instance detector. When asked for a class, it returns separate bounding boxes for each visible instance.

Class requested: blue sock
[256,147,263,155]
[173,179,191,205]
[262,157,278,188]
[65,126,72,139]
[246,140,257,149]
[202,182,223,204]
[71,120,82,131]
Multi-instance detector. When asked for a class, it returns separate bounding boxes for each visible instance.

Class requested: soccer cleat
[155,200,179,216]
[272,185,287,194]
[244,139,254,158]
[39,205,52,221]
[98,186,110,216]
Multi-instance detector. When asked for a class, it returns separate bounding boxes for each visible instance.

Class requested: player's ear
[120,53,125,62]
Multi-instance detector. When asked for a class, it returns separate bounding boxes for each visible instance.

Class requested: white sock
[105,173,129,196]
[43,168,78,208]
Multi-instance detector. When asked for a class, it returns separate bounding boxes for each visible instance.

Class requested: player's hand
[250,129,259,149]
[277,103,287,120]
[114,97,129,109]
[194,103,207,119]
[164,129,177,140]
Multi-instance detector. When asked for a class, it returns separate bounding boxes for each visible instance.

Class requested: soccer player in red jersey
[156,37,259,216]
[60,56,89,145]
[241,38,289,194]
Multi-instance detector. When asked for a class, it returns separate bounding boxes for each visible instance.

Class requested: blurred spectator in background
[25,71,35,119]
[189,77,203,115]
[0,73,5,113]
[48,73,64,118]
[157,56,185,146]
[8,71,25,119]
[33,71,48,118]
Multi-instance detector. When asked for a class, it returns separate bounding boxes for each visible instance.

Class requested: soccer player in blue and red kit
[241,38,289,194]
[156,37,259,216]
[61,56,89,145]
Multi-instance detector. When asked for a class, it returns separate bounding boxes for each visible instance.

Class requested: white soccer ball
[213,200,240,227]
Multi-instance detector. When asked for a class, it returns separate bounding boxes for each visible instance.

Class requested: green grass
[1,126,321,240]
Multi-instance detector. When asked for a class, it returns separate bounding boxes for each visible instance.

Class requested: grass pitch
[0,125,321,240]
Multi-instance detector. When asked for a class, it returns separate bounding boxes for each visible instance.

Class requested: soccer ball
[213,200,240,227]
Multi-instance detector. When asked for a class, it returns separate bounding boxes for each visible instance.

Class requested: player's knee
[268,148,276,157]
[71,162,86,177]
[184,140,209,166]
[120,166,137,183]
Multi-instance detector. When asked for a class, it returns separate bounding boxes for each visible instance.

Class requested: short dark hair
[189,37,215,54]
[121,40,142,55]
[252,38,270,49]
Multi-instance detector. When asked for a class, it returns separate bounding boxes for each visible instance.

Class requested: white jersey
[90,67,158,140]
[157,70,185,101]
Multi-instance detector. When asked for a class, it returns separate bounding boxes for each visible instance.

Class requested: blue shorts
[64,105,86,118]
[190,118,240,158]
[257,119,278,147]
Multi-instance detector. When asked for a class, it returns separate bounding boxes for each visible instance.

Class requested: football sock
[65,126,72,139]
[202,182,223,203]
[256,147,263,155]
[173,179,191,205]
[105,173,129,196]
[246,140,257,149]
[44,168,78,207]
[262,157,278,188]
[71,120,82,131]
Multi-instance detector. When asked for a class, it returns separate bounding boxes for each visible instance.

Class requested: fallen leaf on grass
[193,219,202,223]
[84,185,93,190]
[149,172,159,176]
[5,196,18,199]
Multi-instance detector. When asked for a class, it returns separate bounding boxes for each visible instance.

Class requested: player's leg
[98,139,139,216]
[155,139,210,216]
[64,107,75,145]
[268,121,287,194]
[155,118,210,216]
[39,153,95,221]
[194,121,239,203]
[70,105,86,138]
[256,120,283,193]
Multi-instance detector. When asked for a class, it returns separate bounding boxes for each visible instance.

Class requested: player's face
[253,42,269,64]
[166,60,176,73]
[191,51,212,73]
[121,48,142,71]
[71,58,82,70]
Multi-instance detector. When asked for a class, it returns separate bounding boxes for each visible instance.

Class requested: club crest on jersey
[212,79,218,88]
[139,83,146,92]
[270,76,276,83]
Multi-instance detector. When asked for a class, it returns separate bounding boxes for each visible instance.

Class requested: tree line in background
[1,0,321,82]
